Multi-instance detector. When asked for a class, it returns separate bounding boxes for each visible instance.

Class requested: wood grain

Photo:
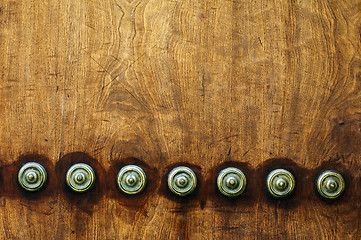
[0,0,360,239]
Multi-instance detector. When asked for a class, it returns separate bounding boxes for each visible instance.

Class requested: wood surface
[0,0,360,239]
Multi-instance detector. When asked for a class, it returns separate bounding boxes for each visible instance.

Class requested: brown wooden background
[0,0,360,239]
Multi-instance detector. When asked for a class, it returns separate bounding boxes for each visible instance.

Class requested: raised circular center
[326,179,338,192]
[225,176,238,189]
[125,174,137,187]
[275,178,287,190]
[74,173,86,184]
[26,171,38,183]
[175,176,188,188]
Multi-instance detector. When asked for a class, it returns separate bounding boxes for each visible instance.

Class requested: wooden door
[0,0,360,239]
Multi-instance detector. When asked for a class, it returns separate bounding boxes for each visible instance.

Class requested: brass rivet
[168,166,197,196]
[66,163,95,193]
[316,170,345,199]
[266,169,295,198]
[117,165,147,195]
[217,167,247,197]
[18,162,47,191]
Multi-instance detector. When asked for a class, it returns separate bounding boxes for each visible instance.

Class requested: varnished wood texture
[0,0,360,239]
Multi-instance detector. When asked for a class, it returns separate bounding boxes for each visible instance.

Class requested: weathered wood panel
[0,0,360,239]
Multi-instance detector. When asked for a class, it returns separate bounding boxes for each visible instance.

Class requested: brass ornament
[117,165,147,195]
[168,166,197,196]
[266,169,295,198]
[217,167,247,197]
[66,163,95,193]
[316,170,345,199]
[18,162,47,191]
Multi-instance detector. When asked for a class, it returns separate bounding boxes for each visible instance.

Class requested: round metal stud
[168,166,197,196]
[66,163,95,193]
[18,162,47,191]
[266,169,295,198]
[316,170,345,199]
[217,167,247,197]
[117,165,147,195]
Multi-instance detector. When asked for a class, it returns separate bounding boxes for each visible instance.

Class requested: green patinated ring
[117,165,147,195]
[168,166,197,196]
[66,163,95,193]
[316,170,345,199]
[18,162,47,191]
[217,167,247,197]
[266,169,295,198]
